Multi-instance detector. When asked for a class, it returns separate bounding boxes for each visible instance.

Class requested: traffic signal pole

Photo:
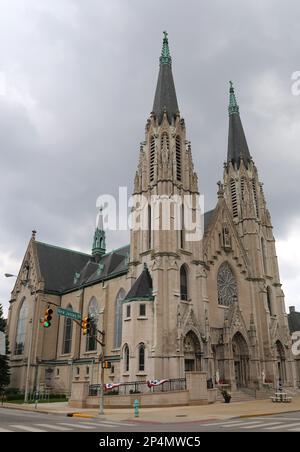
[99,330,105,416]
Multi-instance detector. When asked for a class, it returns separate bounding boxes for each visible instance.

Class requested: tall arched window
[124,344,130,372]
[230,179,238,218]
[138,343,145,372]
[176,136,182,181]
[180,265,188,301]
[15,298,28,355]
[267,286,273,315]
[62,304,73,354]
[114,289,126,348]
[252,179,259,218]
[217,262,237,306]
[86,297,98,352]
[149,136,155,182]
[261,237,268,275]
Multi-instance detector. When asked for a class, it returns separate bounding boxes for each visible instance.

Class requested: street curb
[67,413,95,418]
[237,408,300,419]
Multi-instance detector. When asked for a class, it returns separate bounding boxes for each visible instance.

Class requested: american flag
[104,383,121,391]
[147,379,169,388]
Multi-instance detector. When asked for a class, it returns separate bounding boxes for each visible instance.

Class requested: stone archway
[184,330,202,372]
[275,340,286,383]
[232,332,250,388]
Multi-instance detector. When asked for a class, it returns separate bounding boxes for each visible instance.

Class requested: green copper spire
[160,31,172,66]
[228,81,239,115]
[92,207,106,261]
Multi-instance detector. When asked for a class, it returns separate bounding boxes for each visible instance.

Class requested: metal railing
[89,378,186,397]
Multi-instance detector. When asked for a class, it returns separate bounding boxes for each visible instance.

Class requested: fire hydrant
[134,399,139,417]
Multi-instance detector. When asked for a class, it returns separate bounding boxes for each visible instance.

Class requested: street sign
[57,307,81,321]
[0,332,5,355]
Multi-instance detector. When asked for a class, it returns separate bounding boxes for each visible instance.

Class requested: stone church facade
[7,33,297,397]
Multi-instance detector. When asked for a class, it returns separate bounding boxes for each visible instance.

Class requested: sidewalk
[2,397,300,423]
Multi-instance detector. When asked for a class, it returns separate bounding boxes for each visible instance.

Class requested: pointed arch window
[180,265,188,301]
[62,304,73,354]
[230,179,238,218]
[252,179,259,218]
[267,286,273,315]
[217,262,237,306]
[149,136,155,182]
[176,136,182,181]
[114,289,126,348]
[86,297,98,352]
[124,344,130,372]
[138,343,145,372]
[261,237,268,275]
[15,297,28,355]
[240,177,245,201]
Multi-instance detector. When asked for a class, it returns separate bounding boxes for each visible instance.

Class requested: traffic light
[43,308,53,328]
[103,361,111,369]
[82,316,91,335]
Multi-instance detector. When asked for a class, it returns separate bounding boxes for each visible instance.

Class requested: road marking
[81,420,136,427]
[58,422,95,430]
[243,422,283,429]
[202,420,251,427]
[80,421,118,428]
[221,421,263,428]
[0,427,13,432]
[35,424,74,431]
[10,425,47,432]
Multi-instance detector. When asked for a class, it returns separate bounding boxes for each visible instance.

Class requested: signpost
[57,307,82,321]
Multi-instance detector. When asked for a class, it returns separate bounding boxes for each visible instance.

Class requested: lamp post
[5,273,37,403]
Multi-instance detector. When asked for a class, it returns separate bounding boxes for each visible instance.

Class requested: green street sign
[57,307,81,321]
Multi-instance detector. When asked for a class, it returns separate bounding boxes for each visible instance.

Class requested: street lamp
[5,273,37,403]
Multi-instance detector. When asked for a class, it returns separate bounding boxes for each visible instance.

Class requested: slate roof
[35,241,129,294]
[227,113,251,168]
[204,210,215,234]
[125,264,153,301]
[288,309,300,333]
[153,63,179,125]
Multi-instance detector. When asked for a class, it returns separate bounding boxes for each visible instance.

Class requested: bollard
[134,399,139,417]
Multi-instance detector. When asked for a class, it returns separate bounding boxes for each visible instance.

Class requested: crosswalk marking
[222,421,263,428]
[58,422,95,430]
[288,427,300,432]
[264,422,295,430]
[80,421,118,428]
[0,427,13,432]
[35,424,74,431]
[202,420,249,427]
[243,422,283,429]
[10,425,47,432]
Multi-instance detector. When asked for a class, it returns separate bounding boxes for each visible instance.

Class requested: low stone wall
[83,390,190,408]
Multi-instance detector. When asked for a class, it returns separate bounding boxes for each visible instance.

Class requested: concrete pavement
[2,396,300,424]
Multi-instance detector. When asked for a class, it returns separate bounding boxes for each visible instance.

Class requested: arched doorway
[184,331,201,372]
[232,332,250,388]
[276,340,286,383]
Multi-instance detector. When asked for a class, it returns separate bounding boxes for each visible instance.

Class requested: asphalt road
[0,407,300,432]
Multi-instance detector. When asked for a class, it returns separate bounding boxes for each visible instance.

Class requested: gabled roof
[125,264,153,301]
[152,32,179,124]
[35,241,91,293]
[35,241,129,294]
[288,309,300,333]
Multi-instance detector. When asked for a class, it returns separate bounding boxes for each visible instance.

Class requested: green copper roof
[160,31,172,66]
[228,81,240,115]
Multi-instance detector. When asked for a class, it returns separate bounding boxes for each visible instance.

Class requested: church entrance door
[184,331,201,373]
[232,332,250,388]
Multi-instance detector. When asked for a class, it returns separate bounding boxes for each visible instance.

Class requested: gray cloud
[1,0,300,314]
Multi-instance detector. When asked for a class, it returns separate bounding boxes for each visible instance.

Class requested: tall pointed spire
[227,81,251,168]
[92,207,106,261]
[152,31,179,124]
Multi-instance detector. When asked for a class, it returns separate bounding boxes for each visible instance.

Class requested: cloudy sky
[1,0,300,316]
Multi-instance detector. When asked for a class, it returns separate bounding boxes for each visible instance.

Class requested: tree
[0,304,10,390]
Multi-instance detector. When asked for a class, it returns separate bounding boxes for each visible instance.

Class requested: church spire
[92,207,106,261]
[152,31,179,124]
[227,81,251,168]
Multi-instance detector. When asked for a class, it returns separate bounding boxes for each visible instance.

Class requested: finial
[143,262,148,271]
[160,31,172,66]
[217,181,224,198]
[32,230,37,240]
[228,81,239,115]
